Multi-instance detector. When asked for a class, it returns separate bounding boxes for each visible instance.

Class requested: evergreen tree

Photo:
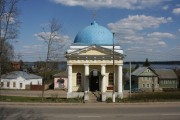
[143,58,150,66]
[134,64,139,69]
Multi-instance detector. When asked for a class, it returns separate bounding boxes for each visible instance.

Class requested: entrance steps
[86,91,101,103]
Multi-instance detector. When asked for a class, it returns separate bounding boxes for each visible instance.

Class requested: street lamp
[129,61,132,97]
[112,33,115,103]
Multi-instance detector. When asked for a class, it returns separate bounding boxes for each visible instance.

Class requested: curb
[1,101,180,106]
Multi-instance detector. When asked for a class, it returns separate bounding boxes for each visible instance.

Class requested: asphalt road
[0,103,180,120]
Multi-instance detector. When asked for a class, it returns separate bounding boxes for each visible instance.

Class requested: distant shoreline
[124,61,180,65]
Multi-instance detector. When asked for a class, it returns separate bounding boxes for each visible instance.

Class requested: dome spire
[92,10,97,21]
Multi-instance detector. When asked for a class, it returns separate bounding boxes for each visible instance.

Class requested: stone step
[86,92,101,103]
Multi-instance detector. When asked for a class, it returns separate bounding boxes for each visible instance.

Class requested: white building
[65,21,124,101]
[1,71,42,90]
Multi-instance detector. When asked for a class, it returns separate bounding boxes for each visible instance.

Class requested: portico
[66,45,124,101]
[65,21,124,102]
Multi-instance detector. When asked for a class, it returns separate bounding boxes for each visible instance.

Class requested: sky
[13,0,180,62]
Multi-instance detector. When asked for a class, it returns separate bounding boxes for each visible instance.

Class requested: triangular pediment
[66,45,121,56]
[79,48,108,55]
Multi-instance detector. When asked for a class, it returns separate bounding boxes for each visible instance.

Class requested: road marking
[162,113,180,116]
[78,115,101,118]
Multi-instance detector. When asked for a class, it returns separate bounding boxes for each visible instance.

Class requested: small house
[155,69,178,90]
[132,67,179,92]
[1,71,42,90]
[53,71,68,90]
[131,67,159,92]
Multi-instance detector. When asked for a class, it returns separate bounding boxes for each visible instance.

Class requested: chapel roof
[1,71,42,80]
[74,21,113,45]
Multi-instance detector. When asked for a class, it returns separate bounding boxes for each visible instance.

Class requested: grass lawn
[0,95,83,103]
[116,92,180,103]
[1,92,180,103]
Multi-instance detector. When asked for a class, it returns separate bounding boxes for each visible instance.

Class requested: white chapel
[65,21,124,102]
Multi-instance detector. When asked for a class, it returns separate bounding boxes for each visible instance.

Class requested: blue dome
[74,21,113,45]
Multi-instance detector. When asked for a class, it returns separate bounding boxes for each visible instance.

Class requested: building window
[13,82,16,87]
[7,82,10,87]
[152,84,154,88]
[164,80,168,84]
[76,73,81,86]
[147,84,150,88]
[20,83,23,88]
[1,82,3,87]
[93,70,98,76]
[57,79,65,89]
[164,80,166,84]
[108,73,114,86]
[169,80,172,84]
[173,80,175,84]
[143,84,145,88]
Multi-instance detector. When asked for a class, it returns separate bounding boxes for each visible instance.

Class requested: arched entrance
[89,69,101,91]
[57,79,64,89]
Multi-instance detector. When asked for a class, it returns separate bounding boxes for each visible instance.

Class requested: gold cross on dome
[92,10,96,21]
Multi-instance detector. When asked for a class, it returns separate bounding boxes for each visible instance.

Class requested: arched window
[57,79,65,89]
[76,73,81,86]
[109,73,114,86]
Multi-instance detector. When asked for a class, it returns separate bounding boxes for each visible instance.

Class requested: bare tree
[0,0,20,97]
[37,18,69,101]
[0,40,14,72]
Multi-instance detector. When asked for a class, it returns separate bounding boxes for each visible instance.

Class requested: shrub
[117,92,180,103]
[106,97,112,103]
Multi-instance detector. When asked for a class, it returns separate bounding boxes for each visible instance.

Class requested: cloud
[34,32,72,60]
[1,13,16,24]
[107,15,176,58]
[34,32,71,46]
[172,8,180,15]
[147,32,175,39]
[162,5,169,10]
[23,45,43,50]
[108,15,172,33]
[14,44,46,60]
[157,41,166,47]
[51,0,165,9]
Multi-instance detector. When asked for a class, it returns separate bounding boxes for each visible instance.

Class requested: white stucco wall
[1,76,42,90]
[54,77,67,89]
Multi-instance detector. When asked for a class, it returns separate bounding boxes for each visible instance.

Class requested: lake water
[124,63,180,69]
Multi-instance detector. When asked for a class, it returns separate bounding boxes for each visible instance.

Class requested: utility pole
[112,33,115,103]
[152,77,155,92]
[0,52,1,98]
[0,38,3,98]
[129,61,131,97]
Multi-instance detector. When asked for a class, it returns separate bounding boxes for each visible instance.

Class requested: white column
[101,64,106,102]
[84,64,89,101]
[118,65,123,99]
[84,64,89,92]
[85,64,89,76]
[101,64,106,92]
[68,64,72,93]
